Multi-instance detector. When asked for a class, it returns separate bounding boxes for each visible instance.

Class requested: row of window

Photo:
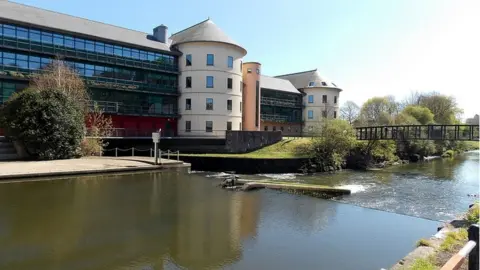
[0,23,176,66]
[184,98,241,112]
[246,68,260,74]
[307,95,338,104]
[186,54,236,69]
[264,126,299,132]
[185,121,241,132]
[307,110,337,119]
[0,51,177,87]
[185,76,241,90]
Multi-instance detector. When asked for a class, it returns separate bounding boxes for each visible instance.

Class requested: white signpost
[152,129,161,165]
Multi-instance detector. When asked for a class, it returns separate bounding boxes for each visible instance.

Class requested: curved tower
[171,19,247,137]
[242,62,261,131]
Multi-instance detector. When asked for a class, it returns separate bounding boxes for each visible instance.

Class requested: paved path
[0,157,188,180]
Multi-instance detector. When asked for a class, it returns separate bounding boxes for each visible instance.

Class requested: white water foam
[257,173,299,180]
[205,172,233,178]
[335,184,367,194]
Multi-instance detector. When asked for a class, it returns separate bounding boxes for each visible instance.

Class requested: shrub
[410,257,436,270]
[466,203,479,224]
[0,88,84,160]
[416,238,432,247]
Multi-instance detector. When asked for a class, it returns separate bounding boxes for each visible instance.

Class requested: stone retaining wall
[225,131,282,153]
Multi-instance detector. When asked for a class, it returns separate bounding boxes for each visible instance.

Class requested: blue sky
[12,0,480,118]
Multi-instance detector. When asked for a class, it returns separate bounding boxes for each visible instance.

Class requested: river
[0,152,477,270]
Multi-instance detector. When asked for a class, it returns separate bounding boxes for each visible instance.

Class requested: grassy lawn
[181,138,314,159]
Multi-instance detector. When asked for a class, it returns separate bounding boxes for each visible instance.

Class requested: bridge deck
[356,125,479,141]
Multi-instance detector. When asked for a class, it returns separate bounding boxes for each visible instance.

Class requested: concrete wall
[225,131,282,153]
[303,87,341,132]
[177,42,246,137]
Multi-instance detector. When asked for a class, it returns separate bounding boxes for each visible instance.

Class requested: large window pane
[30,30,41,42]
[86,40,95,52]
[53,34,64,46]
[65,36,74,48]
[131,49,139,59]
[123,48,131,58]
[17,60,28,69]
[95,42,105,53]
[114,46,122,56]
[41,32,53,44]
[75,38,85,50]
[105,44,114,55]
[3,25,15,37]
[17,27,28,40]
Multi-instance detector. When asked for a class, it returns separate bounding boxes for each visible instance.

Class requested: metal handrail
[440,224,478,270]
[104,147,181,162]
[88,100,178,117]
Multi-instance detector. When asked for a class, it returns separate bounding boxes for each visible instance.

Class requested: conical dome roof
[170,19,246,55]
[275,69,341,90]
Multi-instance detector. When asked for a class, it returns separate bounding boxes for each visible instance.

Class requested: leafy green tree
[0,88,84,160]
[401,105,434,124]
[309,119,356,170]
[359,96,398,126]
[418,92,461,124]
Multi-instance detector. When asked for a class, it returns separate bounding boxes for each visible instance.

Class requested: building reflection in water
[0,172,261,270]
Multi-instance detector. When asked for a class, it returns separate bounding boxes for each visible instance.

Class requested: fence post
[115,147,118,157]
[468,224,479,270]
[167,150,170,159]
[177,151,179,161]
[150,148,153,157]
[131,147,134,156]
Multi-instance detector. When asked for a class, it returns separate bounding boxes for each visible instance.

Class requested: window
[308,126,313,132]
[228,56,233,68]
[207,54,214,66]
[322,95,327,103]
[308,110,313,119]
[206,121,213,132]
[273,126,277,131]
[334,96,337,104]
[308,81,315,87]
[264,126,268,131]
[186,54,192,66]
[186,76,192,88]
[185,121,191,132]
[288,127,291,132]
[334,111,337,118]
[280,126,284,132]
[322,110,327,118]
[86,40,95,52]
[206,76,214,88]
[185,98,191,110]
[256,68,260,74]
[227,100,232,111]
[227,121,232,131]
[206,98,213,110]
[240,81,243,92]
[240,101,242,112]
[227,78,232,89]
[308,95,314,103]
[247,68,252,73]
[322,82,327,86]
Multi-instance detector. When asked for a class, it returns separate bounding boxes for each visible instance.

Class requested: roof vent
[153,24,168,43]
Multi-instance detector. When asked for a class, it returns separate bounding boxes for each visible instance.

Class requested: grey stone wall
[224,131,282,153]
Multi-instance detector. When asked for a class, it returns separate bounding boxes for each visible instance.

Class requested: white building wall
[176,42,245,137]
[302,87,341,132]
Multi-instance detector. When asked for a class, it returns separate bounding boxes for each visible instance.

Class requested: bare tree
[340,101,360,125]
[32,59,90,111]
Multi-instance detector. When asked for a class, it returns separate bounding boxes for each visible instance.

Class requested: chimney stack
[153,24,168,43]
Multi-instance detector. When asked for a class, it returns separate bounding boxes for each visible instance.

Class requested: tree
[359,96,397,126]
[401,105,434,124]
[418,92,461,124]
[340,101,360,125]
[308,119,356,171]
[0,88,84,160]
[32,60,90,111]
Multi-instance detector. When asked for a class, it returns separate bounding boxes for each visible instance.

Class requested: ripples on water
[239,151,479,221]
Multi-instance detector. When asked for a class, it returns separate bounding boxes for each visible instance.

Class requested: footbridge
[356,125,479,141]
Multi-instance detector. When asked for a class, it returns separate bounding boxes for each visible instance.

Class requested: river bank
[391,203,479,270]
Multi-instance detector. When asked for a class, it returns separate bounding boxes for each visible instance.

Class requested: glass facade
[0,23,177,72]
[0,22,179,120]
[260,89,302,123]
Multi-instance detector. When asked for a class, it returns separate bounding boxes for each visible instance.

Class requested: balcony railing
[86,128,176,138]
[0,66,179,95]
[89,100,178,117]
[261,114,302,123]
[0,36,179,73]
[261,97,302,108]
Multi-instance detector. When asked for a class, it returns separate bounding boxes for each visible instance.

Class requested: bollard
[469,224,479,270]
[115,147,118,157]
[167,150,170,160]
[131,147,134,156]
